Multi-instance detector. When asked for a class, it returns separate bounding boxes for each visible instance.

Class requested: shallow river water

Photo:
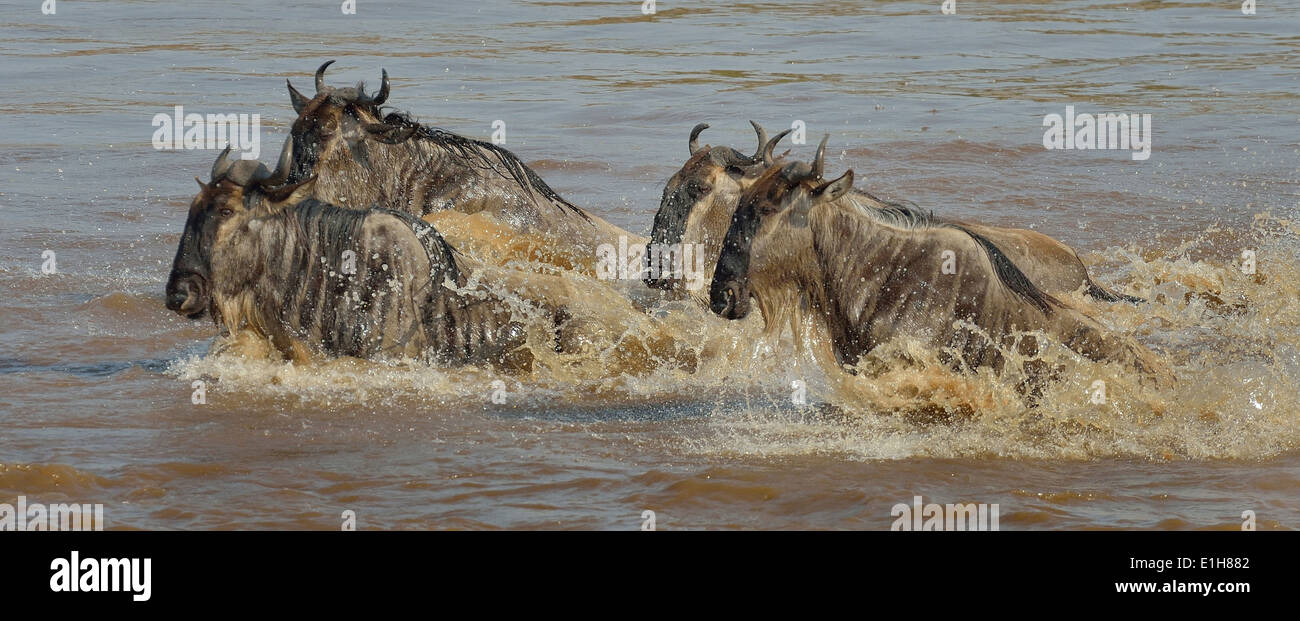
[1,0,1297,529]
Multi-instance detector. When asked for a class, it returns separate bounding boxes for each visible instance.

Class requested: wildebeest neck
[709,198,764,318]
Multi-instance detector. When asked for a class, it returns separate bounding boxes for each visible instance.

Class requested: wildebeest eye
[688,181,713,196]
[219,208,233,217]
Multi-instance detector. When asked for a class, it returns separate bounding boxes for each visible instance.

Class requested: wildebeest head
[284,60,400,183]
[644,121,791,290]
[164,144,316,319]
[709,135,854,320]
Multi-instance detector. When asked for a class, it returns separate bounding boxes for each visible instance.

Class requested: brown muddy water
[1,1,1298,530]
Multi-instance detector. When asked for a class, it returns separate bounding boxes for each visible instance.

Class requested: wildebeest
[709,137,1174,388]
[165,147,539,367]
[282,61,644,275]
[644,121,789,299]
[651,123,1141,304]
[165,148,696,372]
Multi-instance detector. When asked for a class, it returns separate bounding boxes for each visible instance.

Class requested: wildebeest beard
[211,199,527,365]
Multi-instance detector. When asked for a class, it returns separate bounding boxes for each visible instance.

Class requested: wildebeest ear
[363,122,417,144]
[195,176,208,190]
[264,175,317,208]
[813,169,854,203]
[287,80,310,114]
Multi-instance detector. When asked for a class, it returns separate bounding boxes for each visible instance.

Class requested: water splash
[169,212,1300,461]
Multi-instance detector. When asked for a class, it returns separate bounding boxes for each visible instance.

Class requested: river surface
[1,0,1297,529]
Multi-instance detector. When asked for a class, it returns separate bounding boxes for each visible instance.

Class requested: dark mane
[953,225,1056,315]
[379,111,591,222]
[837,187,1052,314]
[846,188,939,229]
[289,198,465,286]
[267,199,461,303]
[383,207,465,287]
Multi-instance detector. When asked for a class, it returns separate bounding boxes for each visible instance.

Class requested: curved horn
[260,136,295,187]
[287,80,310,113]
[763,128,793,166]
[371,69,390,105]
[314,60,335,93]
[226,160,273,187]
[210,146,236,181]
[747,121,768,163]
[811,134,829,180]
[688,123,709,155]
